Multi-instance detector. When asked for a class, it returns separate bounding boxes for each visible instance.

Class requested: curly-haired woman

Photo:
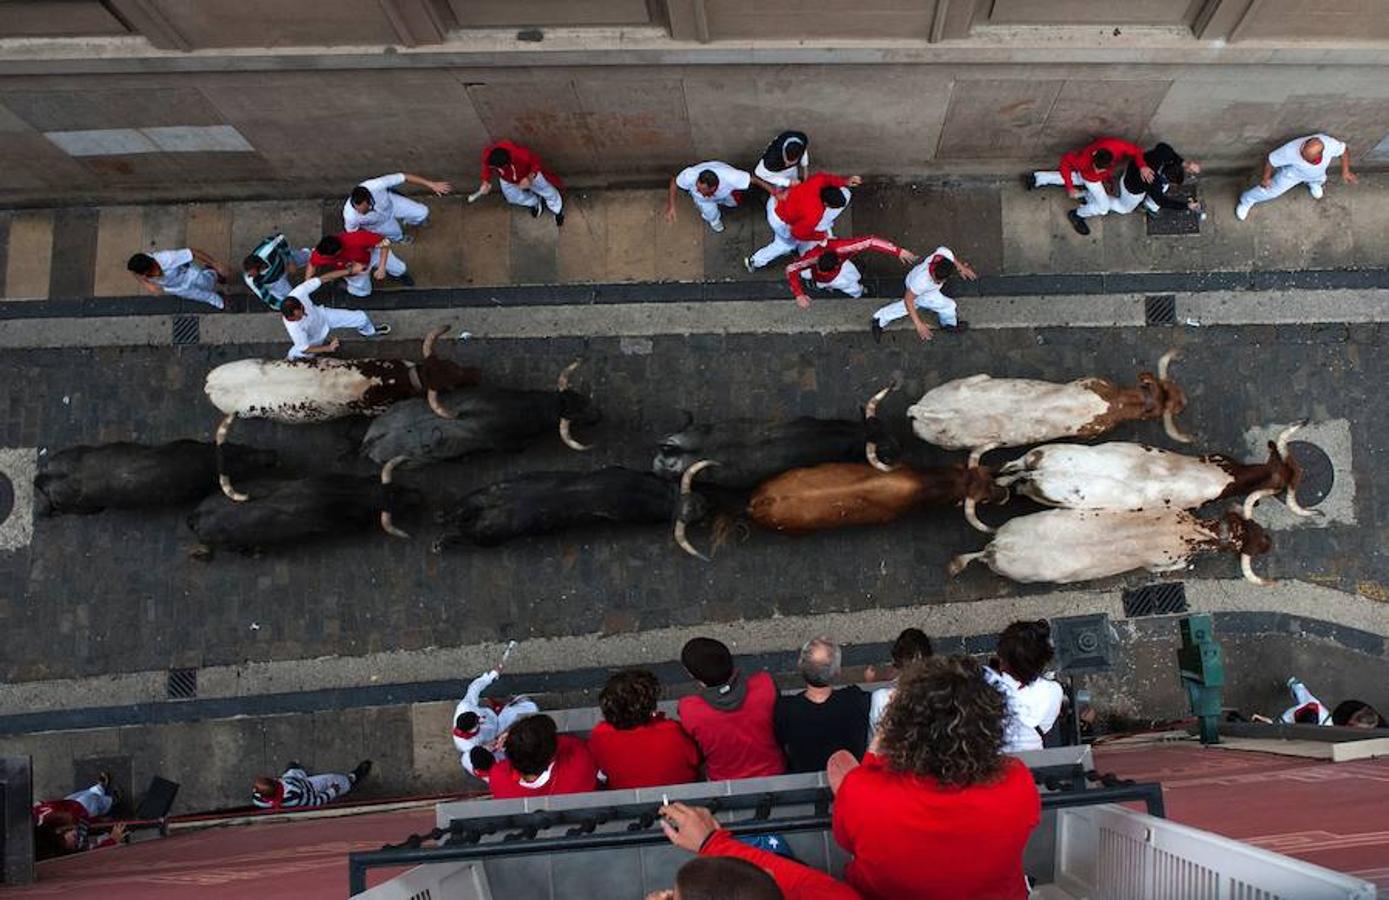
[589,669,702,789]
[831,656,1040,900]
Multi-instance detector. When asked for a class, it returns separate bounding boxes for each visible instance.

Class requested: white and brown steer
[908,350,1190,451]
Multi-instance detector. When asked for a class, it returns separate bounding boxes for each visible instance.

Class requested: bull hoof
[188,544,214,562]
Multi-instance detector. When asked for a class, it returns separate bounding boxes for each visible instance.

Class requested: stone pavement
[1,171,1386,308]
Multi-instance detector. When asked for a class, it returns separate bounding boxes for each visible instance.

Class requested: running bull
[360,361,599,469]
[908,350,1191,451]
[205,326,479,501]
[35,440,277,516]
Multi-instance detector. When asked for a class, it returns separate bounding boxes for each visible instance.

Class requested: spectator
[127,247,230,309]
[252,759,371,809]
[867,627,933,737]
[487,714,600,799]
[242,232,310,310]
[589,669,701,789]
[988,620,1065,752]
[832,656,1041,900]
[651,802,861,900]
[1236,133,1355,221]
[32,773,126,858]
[306,230,413,297]
[774,637,870,773]
[343,171,452,242]
[452,664,538,779]
[677,638,786,781]
[1333,700,1386,728]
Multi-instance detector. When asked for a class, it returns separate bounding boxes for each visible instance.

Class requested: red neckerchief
[453,726,480,740]
[1307,153,1323,165]
[255,780,286,809]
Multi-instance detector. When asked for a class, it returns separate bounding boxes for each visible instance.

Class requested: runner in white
[127,247,229,308]
[1236,133,1355,221]
[753,130,811,188]
[666,161,773,233]
[279,268,391,360]
[343,172,452,242]
[870,245,977,342]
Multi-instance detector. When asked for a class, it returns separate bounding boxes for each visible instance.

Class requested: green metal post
[1177,614,1225,744]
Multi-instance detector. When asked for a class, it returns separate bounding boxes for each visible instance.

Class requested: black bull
[186,475,419,558]
[433,467,700,551]
[36,440,277,516]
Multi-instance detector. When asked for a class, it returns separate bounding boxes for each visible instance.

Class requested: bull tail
[379,455,411,539]
[948,551,985,577]
[215,413,250,502]
[557,360,594,451]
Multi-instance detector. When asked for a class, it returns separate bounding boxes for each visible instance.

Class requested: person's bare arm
[188,248,229,278]
[305,337,341,355]
[956,259,978,280]
[373,239,391,281]
[750,174,781,194]
[402,173,452,196]
[1260,161,1275,188]
[134,274,162,294]
[665,177,679,223]
[1342,153,1358,184]
[904,290,933,342]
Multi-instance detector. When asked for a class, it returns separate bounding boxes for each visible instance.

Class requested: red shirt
[32,799,87,830]
[677,671,786,781]
[588,714,701,789]
[786,236,903,298]
[1058,137,1145,191]
[487,735,600,799]
[480,140,564,189]
[832,754,1040,900]
[775,173,852,243]
[701,830,863,900]
[309,230,383,270]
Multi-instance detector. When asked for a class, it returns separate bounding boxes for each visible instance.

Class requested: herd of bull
[32,334,1312,586]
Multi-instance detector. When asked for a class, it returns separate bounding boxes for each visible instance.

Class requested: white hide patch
[1243,419,1354,530]
[0,447,36,551]
[996,443,1233,511]
[908,375,1110,450]
[204,359,383,423]
[981,508,1210,583]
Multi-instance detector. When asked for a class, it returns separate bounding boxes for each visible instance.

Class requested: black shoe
[396,272,415,287]
[286,760,302,771]
[555,211,565,227]
[349,760,373,785]
[530,204,542,219]
[1144,206,1159,220]
[1067,209,1091,235]
[1023,173,1037,191]
[870,318,884,344]
[942,320,970,333]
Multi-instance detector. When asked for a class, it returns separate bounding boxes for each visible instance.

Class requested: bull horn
[963,499,994,534]
[1273,420,1319,518]
[948,552,984,577]
[674,460,718,561]
[1275,419,1306,456]
[379,455,411,539]
[1243,488,1276,521]
[1241,554,1274,587]
[557,360,594,452]
[865,382,897,472]
[427,389,457,420]
[1162,408,1192,444]
[422,325,450,359]
[1158,348,1179,382]
[215,412,250,502]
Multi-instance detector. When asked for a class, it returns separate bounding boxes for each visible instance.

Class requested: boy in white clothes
[870,246,977,343]
[1279,676,1333,725]
[279,268,391,360]
[1236,134,1356,221]
[127,247,230,308]
[343,172,452,242]
[988,620,1065,752]
[452,667,540,778]
[866,627,934,740]
[666,161,778,233]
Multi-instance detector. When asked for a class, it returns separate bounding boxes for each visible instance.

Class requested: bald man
[1236,134,1356,221]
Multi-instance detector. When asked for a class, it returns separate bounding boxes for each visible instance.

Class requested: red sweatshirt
[308,229,383,270]
[775,173,852,243]
[701,830,863,899]
[588,713,701,789]
[487,735,600,799]
[1058,137,1146,191]
[832,754,1040,900]
[677,671,786,781]
[481,140,565,190]
[786,236,903,299]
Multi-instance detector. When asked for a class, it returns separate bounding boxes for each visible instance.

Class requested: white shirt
[1267,134,1345,181]
[987,668,1064,752]
[868,683,895,738]
[282,279,333,360]
[755,148,811,188]
[151,248,200,293]
[343,172,406,233]
[452,670,503,774]
[905,246,956,296]
[675,161,751,203]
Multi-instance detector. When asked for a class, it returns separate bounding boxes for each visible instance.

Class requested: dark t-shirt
[773,685,871,773]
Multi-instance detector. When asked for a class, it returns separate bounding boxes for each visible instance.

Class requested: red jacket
[1058,137,1145,191]
[481,140,565,190]
[588,714,702,789]
[487,735,600,799]
[308,229,383,271]
[775,173,852,243]
[832,754,1040,900]
[786,236,903,298]
[677,671,786,781]
[701,830,862,899]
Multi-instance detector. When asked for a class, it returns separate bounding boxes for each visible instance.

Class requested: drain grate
[166,667,198,700]
[1122,582,1188,617]
[1144,294,1177,326]
[0,472,12,525]
[1287,440,1333,508]
[1146,205,1202,236]
[172,316,200,345]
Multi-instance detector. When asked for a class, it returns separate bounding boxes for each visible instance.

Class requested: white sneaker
[1308,182,1324,200]
[1235,203,1250,221]
[710,220,725,233]
[742,256,755,273]
[394,235,414,245]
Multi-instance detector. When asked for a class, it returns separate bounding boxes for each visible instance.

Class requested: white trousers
[372,193,431,240]
[308,772,354,800]
[1279,680,1331,725]
[1111,180,1160,216]
[1239,166,1323,211]
[801,261,863,298]
[751,201,809,269]
[873,285,955,327]
[690,192,739,229]
[345,247,407,298]
[168,266,224,308]
[1034,171,1111,219]
[66,783,113,818]
[324,306,376,336]
[500,172,563,215]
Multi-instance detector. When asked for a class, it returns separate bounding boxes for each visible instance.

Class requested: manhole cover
[1146,205,1201,236]
[1287,440,1333,508]
[0,472,12,524]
